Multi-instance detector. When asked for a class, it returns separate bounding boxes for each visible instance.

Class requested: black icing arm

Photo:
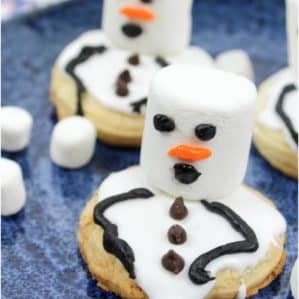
[275,83,298,145]
[65,45,107,115]
[130,98,147,114]
[93,188,154,279]
[189,200,259,285]
[155,56,169,67]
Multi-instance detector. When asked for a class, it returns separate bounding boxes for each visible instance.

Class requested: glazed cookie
[254,0,298,179]
[50,0,214,147]
[78,170,286,299]
[78,66,287,299]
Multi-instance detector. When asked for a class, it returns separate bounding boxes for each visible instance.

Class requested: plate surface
[1,0,297,298]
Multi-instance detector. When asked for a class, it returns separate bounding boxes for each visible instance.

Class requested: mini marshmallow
[141,65,257,200]
[103,0,192,55]
[1,106,33,152]
[50,116,96,169]
[1,158,26,216]
[286,0,298,77]
[291,259,298,299]
[215,50,255,81]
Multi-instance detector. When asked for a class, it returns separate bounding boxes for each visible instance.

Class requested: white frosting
[286,0,298,77]
[291,259,298,299]
[50,116,96,169]
[1,106,33,152]
[0,158,26,216]
[215,49,255,81]
[102,0,193,55]
[57,30,214,115]
[236,283,247,299]
[98,166,286,299]
[141,66,257,200]
[258,68,298,150]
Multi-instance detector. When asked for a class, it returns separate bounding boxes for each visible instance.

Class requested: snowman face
[141,66,257,200]
[102,0,192,55]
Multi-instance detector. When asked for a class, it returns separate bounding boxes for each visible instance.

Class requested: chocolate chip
[128,54,140,66]
[116,80,129,97]
[170,197,188,220]
[168,225,187,245]
[118,70,132,83]
[162,250,185,274]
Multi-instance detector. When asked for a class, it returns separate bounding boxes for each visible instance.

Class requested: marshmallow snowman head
[141,65,257,200]
[102,0,192,55]
[286,0,298,77]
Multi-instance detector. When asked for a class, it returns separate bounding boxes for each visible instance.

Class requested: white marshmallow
[291,259,298,299]
[1,158,26,216]
[50,116,96,169]
[102,0,192,55]
[215,50,255,81]
[141,66,257,200]
[1,106,33,152]
[286,0,298,78]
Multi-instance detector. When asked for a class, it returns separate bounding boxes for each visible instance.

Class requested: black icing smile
[122,23,143,38]
[174,163,201,184]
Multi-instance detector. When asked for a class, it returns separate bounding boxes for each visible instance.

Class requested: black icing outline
[275,83,298,145]
[189,200,259,285]
[65,45,107,115]
[93,188,154,279]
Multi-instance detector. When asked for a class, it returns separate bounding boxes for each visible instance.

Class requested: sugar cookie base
[253,75,298,179]
[78,189,286,299]
[50,66,144,147]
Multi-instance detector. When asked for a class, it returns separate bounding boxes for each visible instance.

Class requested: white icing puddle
[98,166,286,299]
[57,30,214,115]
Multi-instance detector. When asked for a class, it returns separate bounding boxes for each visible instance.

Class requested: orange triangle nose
[120,6,156,22]
[168,145,212,161]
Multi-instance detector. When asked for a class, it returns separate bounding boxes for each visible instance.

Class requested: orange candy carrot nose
[168,144,212,161]
[120,6,156,22]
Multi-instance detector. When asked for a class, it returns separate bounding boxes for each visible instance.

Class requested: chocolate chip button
[162,250,185,274]
[128,54,140,66]
[118,69,132,83]
[168,225,187,245]
[170,197,188,220]
[116,80,129,97]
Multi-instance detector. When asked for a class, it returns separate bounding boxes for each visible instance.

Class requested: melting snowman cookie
[50,0,214,147]
[254,0,298,179]
[78,66,287,299]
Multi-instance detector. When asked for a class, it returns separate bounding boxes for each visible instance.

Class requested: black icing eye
[154,114,175,132]
[141,0,153,3]
[195,124,216,141]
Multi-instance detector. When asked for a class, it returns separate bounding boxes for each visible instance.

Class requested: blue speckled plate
[1,0,297,298]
